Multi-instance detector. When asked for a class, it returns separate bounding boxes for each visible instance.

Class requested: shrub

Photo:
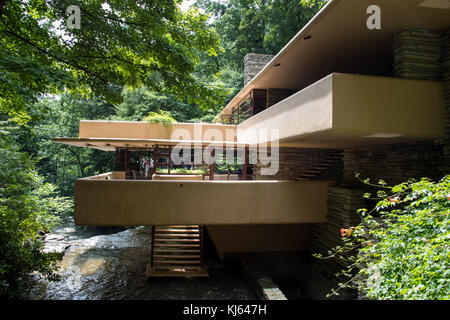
[142,110,176,127]
[317,175,450,300]
[158,168,205,175]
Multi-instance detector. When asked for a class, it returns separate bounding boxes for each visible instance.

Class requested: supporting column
[243,146,248,180]
[124,148,128,171]
[153,145,158,175]
[209,148,215,181]
[168,146,172,175]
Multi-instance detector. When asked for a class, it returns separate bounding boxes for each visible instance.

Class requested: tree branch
[75,54,158,72]
[2,29,108,83]
[80,7,154,29]
[61,145,86,176]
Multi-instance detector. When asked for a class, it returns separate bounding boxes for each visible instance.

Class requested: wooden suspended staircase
[146,225,209,277]
[296,150,343,181]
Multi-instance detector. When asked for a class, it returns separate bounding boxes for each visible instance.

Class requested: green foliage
[142,110,177,127]
[214,153,240,172]
[193,0,325,105]
[299,0,329,9]
[158,168,206,175]
[0,0,225,122]
[317,175,450,300]
[0,133,72,299]
[0,52,74,124]
[0,0,330,299]
[115,87,208,122]
[8,95,117,196]
[189,109,218,123]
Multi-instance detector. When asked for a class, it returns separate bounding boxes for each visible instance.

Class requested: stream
[29,216,257,300]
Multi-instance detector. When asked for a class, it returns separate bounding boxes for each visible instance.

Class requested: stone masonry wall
[394,27,442,80]
[308,187,366,299]
[342,142,446,187]
[254,147,342,181]
[342,27,450,187]
[266,89,296,108]
[244,53,275,86]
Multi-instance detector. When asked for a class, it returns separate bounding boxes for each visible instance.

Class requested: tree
[193,0,326,105]
[4,94,117,196]
[0,129,72,299]
[115,87,207,122]
[0,0,226,123]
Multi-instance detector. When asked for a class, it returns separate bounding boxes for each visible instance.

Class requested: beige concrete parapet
[79,120,237,142]
[237,73,444,148]
[74,177,334,226]
[152,174,204,181]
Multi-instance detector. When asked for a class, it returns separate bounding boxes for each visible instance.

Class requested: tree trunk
[63,145,86,176]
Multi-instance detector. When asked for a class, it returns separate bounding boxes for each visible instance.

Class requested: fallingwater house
[54,0,450,299]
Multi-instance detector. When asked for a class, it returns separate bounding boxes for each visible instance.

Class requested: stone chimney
[244,53,275,86]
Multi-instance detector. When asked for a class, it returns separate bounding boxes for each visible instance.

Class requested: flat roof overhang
[54,73,444,150]
[53,137,247,151]
[54,121,239,151]
[217,0,450,119]
[74,175,334,226]
[237,73,445,149]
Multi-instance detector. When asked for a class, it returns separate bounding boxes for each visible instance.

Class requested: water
[30,216,257,300]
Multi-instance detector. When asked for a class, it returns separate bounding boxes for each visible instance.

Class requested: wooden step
[154,257,202,263]
[157,225,199,228]
[153,248,200,253]
[155,229,199,233]
[155,233,199,238]
[314,163,335,168]
[153,260,201,264]
[298,174,316,177]
[149,224,207,278]
[154,238,200,242]
[311,166,332,170]
[154,255,201,259]
[154,235,199,238]
[152,243,200,248]
[304,169,322,173]
[146,265,209,277]
[155,228,200,233]
[152,266,203,271]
